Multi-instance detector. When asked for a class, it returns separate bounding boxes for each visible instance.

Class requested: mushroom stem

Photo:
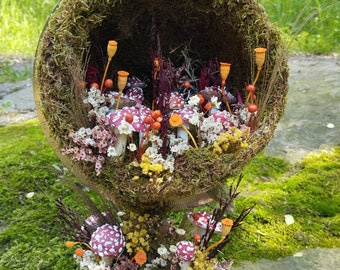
[177,123,189,143]
[180,123,198,149]
[102,256,114,267]
[179,261,191,270]
[114,130,128,156]
[195,226,207,237]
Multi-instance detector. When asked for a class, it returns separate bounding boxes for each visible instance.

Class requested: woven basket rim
[33,0,289,211]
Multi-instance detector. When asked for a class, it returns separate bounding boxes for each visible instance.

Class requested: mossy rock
[33,0,288,213]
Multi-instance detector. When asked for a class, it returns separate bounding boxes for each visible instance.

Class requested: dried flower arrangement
[33,0,289,268]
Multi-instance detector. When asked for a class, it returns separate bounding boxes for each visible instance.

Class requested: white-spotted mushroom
[175,240,196,270]
[90,224,125,266]
[187,211,222,237]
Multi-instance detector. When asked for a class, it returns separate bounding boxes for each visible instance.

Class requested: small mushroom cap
[126,87,144,104]
[79,212,108,236]
[175,240,195,261]
[211,110,230,125]
[199,87,220,101]
[172,107,195,122]
[169,92,185,110]
[107,105,151,132]
[125,76,146,104]
[90,224,125,257]
[187,212,222,233]
[126,75,147,89]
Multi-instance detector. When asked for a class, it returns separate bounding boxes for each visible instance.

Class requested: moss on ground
[0,120,339,269]
[225,149,340,263]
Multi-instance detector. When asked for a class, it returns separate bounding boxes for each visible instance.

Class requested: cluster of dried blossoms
[59,39,263,269]
[62,40,266,178]
[60,175,252,270]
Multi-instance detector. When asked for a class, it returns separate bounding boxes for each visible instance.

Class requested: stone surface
[264,55,340,162]
[233,248,340,270]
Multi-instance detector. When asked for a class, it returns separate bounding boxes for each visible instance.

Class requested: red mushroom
[125,76,146,104]
[108,106,151,133]
[211,110,231,131]
[187,211,222,237]
[107,108,134,156]
[169,92,185,110]
[107,105,152,156]
[126,87,144,104]
[90,224,125,266]
[173,107,195,122]
[175,240,196,270]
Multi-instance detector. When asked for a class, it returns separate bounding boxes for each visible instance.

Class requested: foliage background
[0,0,339,58]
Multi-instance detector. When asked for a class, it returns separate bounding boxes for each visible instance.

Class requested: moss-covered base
[1,121,339,269]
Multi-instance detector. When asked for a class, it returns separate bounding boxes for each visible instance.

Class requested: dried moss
[33,0,289,212]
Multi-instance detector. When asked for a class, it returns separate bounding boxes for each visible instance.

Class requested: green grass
[0,0,57,59]
[259,0,340,54]
[0,120,339,269]
[0,0,339,59]
[0,61,31,83]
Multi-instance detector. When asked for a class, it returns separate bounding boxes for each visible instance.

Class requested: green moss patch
[1,121,339,268]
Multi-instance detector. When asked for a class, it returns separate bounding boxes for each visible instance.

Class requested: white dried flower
[211,96,221,109]
[175,228,186,236]
[117,121,134,135]
[107,146,119,157]
[188,95,200,107]
[127,143,137,151]
[169,245,177,253]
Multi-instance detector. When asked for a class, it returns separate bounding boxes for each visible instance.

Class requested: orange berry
[248,104,258,113]
[246,84,255,93]
[183,81,191,89]
[125,113,134,123]
[104,78,114,88]
[144,115,154,125]
[193,234,201,243]
[75,248,85,257]
[90,82,99,89]
[204,103,212,111]
[133,250,147,266]
[197,93,205,105]
[151,110,162,120]
[151,121,161,130]
[76,81,86,90]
